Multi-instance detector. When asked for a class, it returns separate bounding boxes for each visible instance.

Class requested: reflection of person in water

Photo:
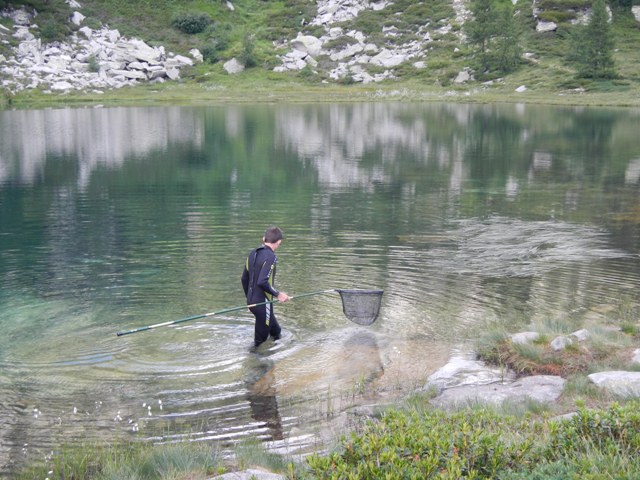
[246,356,284,441]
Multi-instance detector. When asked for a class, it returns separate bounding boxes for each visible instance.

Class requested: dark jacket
[241,245,280,305]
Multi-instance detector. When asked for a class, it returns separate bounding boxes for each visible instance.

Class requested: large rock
[210,469,285,480]
[511,331,540,344]
[223,58,245,74]
[290,34,323,57]
[588,371,640,397]
[423,353,515,393]
[369,49,406,68]
[430,375,566,409]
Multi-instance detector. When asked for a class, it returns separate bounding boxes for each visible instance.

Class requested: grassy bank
[3,72,640,111]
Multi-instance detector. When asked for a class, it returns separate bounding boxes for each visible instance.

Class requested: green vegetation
[15,440,226,480]
[306,402,640,479]
[1,0,640,108]
[465,0,524,78]
[568,0,617,78]
[171,12,213,35]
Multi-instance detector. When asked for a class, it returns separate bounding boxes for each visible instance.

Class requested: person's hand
[277,292,290,302]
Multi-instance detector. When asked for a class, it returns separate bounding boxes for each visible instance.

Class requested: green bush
[306,408,538,478]
[323,36,359,51]
[201,39,227,64]
[172,12,212,34]
[538,10,577,23]
[305,402,640,479]
[239,33,257,68]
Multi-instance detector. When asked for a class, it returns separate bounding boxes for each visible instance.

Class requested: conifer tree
[568,0,616,78]
[465,0,523,78]
[465,0,497,74]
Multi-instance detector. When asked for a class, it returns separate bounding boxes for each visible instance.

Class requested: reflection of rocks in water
[0,107,202,188]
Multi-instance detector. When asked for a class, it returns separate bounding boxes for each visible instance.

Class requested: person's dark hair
[264,226,284,243]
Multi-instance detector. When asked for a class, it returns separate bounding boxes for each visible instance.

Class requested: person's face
[272,239,282,250]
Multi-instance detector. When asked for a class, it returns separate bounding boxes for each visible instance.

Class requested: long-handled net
[336,289,384,326]
[116,287,383,336]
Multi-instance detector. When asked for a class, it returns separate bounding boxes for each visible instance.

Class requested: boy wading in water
[241,226,290,348]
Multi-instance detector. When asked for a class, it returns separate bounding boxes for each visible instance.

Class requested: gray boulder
[424,353,515,393]
[588,371,640,398]
[431,375,566,409]
[511,331,540,345]
[223,58,245,74]
[210,469,285,480]
[291,34,323,57]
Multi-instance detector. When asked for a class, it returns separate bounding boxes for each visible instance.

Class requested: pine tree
[465,0,523,78]
[568,0,616,78]
[492,6,523,75]
[465,0,498,74]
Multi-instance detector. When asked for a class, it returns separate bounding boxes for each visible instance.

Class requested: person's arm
[256,253,289,301]
[256,257,280,298]
[241,257,249,296]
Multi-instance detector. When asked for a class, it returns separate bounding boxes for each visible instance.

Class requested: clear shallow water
[1,103,640,474]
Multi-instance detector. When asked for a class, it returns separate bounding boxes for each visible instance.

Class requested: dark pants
[250,303,281,347]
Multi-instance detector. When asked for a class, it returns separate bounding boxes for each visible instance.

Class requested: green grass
[14,440,225,480]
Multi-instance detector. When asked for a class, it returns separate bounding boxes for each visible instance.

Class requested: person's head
[263,226,284,248]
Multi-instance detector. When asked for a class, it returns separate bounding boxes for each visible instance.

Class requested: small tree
[240,33,257,68]
[465,0,523,78]
[465,0,497,73]
[492,6,523,75]
[568,0,616,78]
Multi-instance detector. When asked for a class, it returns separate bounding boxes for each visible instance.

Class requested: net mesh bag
[336,289,383,325]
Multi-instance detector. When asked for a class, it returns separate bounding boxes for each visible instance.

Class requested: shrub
[172,12,212,34]
[201,39,226,64]
[305,403,640,479]
[306,408,539,478]
[239,33,257,68]
[323,36,359,51]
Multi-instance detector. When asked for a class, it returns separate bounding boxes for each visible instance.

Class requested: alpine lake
[1,102,640,475]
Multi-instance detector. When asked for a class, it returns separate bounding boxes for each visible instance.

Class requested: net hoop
[335,288,383,326]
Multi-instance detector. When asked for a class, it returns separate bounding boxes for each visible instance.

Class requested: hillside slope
[1,0,640,104]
